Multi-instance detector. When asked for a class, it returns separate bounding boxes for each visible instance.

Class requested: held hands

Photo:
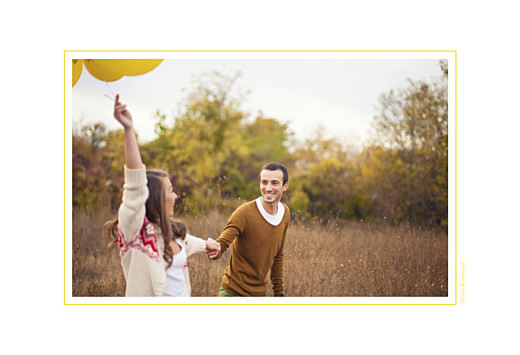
[113,94,133,129]
[205,238,221,259]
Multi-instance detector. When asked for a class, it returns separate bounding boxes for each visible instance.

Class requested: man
[210,162,290,297]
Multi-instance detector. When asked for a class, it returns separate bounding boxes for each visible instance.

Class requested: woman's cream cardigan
[117,165,206,297]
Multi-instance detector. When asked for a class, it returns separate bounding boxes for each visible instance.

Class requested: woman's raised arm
[113,94,143,169]
[114,95,148,243]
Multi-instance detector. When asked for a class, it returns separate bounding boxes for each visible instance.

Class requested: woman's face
[162,176,178,218]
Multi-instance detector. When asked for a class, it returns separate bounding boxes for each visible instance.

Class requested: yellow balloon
[83,59,124,82]
[72,59,83,87]
[93,59,163,76]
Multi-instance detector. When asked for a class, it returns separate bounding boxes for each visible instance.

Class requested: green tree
[72,122,124,210]
[239,114,294,201]
[289,130,370,219]
[146,71,293,213]
[365,60,448,225]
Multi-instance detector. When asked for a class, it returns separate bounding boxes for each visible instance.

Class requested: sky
[72,56,446,146]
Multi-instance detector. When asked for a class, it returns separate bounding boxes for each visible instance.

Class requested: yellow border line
[64,51,67,305]
[65,303,453,306]
[66,49,456,53]
[454,51,458,305]
[64,50,457,306]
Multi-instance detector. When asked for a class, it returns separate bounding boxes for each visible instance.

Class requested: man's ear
[283,182,289,191]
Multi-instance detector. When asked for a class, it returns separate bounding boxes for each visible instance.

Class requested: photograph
[66,51,456,305]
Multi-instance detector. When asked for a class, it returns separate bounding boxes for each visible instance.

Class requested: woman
[104,95,220,297]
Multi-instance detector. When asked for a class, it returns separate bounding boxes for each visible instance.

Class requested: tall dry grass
[72,208,448,297]
[72,210,126,296]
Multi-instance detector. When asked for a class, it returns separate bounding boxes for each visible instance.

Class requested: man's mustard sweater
[215,200,290,296]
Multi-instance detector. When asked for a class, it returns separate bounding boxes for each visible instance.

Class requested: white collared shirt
[255,197,285,226]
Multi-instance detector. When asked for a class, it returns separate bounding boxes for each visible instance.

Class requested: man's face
[260,169,288,205]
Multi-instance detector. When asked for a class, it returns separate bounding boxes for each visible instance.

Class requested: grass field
[72,208,448,297]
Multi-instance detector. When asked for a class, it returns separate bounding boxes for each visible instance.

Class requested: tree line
[73,62,448,227]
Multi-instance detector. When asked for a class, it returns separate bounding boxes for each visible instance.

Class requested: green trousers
[218,287,268,297]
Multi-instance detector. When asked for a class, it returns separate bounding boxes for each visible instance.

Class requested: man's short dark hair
[260,162,289,186]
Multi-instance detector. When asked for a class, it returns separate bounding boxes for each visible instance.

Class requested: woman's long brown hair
[103,170,186,268]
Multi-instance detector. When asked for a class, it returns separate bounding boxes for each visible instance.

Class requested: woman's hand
[205,238,221,259]
[113,94,133,129]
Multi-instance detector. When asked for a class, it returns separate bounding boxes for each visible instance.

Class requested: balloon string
[104,80,116,100]
[87,59,117,100]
